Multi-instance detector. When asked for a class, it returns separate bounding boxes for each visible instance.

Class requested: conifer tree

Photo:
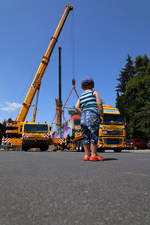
[116,55,134,118]
[116,54,150,139]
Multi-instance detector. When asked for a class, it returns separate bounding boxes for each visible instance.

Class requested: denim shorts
[80,111,99,144]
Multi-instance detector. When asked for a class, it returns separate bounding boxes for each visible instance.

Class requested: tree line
[116,55,150,140]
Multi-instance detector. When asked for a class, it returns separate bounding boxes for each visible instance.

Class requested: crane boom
[16,5,73,122]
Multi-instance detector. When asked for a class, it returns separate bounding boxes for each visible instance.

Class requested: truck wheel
[81,146,84,152]
[40,146,48,151]
[22,145,29,151]
[114,149,122,153]
[75,146,79,151]
[76,144,83,152]
[98,148,105,153]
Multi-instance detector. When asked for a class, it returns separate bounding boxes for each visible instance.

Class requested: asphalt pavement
[0,150,150,225]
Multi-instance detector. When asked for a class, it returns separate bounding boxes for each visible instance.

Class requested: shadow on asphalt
[103,158,118,161]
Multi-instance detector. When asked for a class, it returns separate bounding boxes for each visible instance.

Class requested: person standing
[75,78,105,161]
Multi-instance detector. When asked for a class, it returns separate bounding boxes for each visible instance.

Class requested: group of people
[75,78,105,161]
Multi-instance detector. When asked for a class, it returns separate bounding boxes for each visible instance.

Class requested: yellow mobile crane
[5,5,73,151]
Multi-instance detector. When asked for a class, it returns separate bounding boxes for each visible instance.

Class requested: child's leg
[90,143,104,161]
[90,143,97,156]
[83,143,90,156]
[80,111,91,159]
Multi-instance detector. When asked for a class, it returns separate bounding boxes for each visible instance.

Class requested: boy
[75,78,105,161]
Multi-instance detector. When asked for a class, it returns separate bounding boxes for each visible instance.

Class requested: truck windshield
[24,124,48,133]
[103,114,124,125]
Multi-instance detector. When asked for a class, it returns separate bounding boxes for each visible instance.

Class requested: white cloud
[0,102,22,112]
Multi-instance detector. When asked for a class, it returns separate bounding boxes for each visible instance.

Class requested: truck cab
[98,105,126,152]
[22,122,50,151]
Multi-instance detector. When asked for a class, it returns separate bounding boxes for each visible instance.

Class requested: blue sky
[0,0,150,128]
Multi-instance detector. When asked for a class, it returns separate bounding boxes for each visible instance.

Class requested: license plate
[111,145,116,148]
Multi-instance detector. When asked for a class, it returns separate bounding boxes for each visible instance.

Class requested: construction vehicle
[22,122,50,151]
[61,105,126,152]
[98,105,126,152]
[4,5,73,151]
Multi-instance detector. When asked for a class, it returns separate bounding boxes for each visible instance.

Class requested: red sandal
[95,155,105,161]
[89,155,105,161]
[83,155,90,161]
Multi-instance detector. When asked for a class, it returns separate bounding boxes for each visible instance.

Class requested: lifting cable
[63,9,79,109]
[71,9,75,81]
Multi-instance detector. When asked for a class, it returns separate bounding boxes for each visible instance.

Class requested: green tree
[116,55,150,139]
[116,55,134,118]
[125,73,150,139]
[135,55,150,75]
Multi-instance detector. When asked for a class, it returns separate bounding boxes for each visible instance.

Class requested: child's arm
[75,98,81,112]
[93,91,104,123]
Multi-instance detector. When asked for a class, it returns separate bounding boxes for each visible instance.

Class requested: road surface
[0,151,150,225]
